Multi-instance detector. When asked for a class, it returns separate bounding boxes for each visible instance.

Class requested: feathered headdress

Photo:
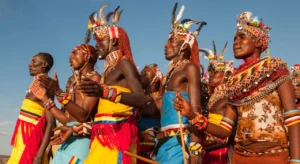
[85,4,124,43]
[236,11,271,52]
[170,2,207,48]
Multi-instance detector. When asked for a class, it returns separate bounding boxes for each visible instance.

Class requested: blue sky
[0,0,299,155]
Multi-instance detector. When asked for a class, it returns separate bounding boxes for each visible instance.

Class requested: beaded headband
[144,63,163,86]
[236,11,271,52]
[291,64,300,86]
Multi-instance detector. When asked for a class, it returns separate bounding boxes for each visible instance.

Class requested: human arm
[34,110,55,163]
[118,59,147,108]
[30,83,69,125]
[64,74,101,122]
[278,79,300,160]
[184,63,202,163]
[174,95,237,139]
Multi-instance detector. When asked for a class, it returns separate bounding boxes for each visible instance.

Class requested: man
[8,53,55,164]
[138,63,162,162]
[154,3,206,164]
[73,5,146,163]
[174,11,300,164]
[199,42,235,164]
[32,44,101,163]
[291,64,300,110]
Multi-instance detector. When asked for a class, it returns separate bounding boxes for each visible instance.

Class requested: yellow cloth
[8,99,47,164]
[84,86,137,164]
[7,126,25,164]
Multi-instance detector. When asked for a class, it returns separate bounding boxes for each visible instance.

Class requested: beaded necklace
[100,50,121,84]
[162,59,190,92]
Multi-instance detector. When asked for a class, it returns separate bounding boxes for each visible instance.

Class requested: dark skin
[77,35,146,111]
[174,31,300,158]
[165,34,202,164]
[37,47,101,123]
[139,66,161,119]
[27,55,55,164]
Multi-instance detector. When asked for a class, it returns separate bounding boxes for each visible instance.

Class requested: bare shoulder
[118,58,138,75]
[184,62,199,72]
[89,73,101,82]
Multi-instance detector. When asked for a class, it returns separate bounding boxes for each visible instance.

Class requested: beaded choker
[100,50,122,84]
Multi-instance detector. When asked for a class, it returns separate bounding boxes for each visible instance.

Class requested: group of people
[7,3,300,164]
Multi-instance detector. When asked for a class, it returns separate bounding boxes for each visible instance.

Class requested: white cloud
[0,132,9,136]
[0,121,14,127]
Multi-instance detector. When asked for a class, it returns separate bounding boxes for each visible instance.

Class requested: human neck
[79,64,94,76]
[145,84,159,96]
[172,52,189,66]
[243,52,261,63]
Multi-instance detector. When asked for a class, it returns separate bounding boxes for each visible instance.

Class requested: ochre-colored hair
[190,39,200,68]
[76,44,97,64]
[117,27,136,68]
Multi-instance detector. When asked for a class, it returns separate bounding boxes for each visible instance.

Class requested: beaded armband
[208,113,234,132]
[189,142,203,157]
[290,159,300,164]
[188,112,208,130]
[72,122,92,136]
[283,109,300,127]
[57,92,72,107]
[43,99,56,111]
[102,85,122,103]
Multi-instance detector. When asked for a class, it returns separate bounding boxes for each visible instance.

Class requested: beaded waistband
[157,127,190,140]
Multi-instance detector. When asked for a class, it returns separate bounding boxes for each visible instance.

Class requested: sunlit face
[69,48,88,70]
[233,31,256,59]
[140,67,156,89]
[164,34,184,60]
[293,78,300,99]
[28,55,47,76]
[95,35,110,59]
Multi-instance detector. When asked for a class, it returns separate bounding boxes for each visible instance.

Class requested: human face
[95,35,110,59]
[209,72,224,87]
[233,31,256,59]
[293,78,300,99]
[28,55,47,76]
[140,67,156,89]
[164,34,184,60]
[69,48,88,70]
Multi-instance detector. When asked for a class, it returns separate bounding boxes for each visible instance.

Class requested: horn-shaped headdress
[85,4,124,43]
[170,2,207,48]
[200,41,234,74]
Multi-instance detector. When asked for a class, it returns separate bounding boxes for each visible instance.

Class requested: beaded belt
[237,148,288,155]
[156,127,190,140]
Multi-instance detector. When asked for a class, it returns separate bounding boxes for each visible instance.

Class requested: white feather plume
[175,5,185,22]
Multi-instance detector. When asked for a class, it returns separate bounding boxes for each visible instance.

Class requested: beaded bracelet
[283,109,300,127]
[102,85,122,103]
[208,113,234,132]
[43,99,56,111]
[189,142,202,157]
[290,159,300,164]
[188,112,208,130]
[72,122,92,136]
[57,92,72,107]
